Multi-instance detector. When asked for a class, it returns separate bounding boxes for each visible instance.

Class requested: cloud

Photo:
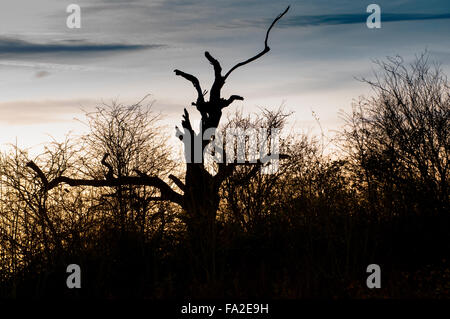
[223,12,450,29]
[0,60,120,72]
[285,12,450,27]
[0,37,165,57]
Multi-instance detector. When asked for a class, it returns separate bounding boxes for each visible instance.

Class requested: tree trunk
[183,163,220,281]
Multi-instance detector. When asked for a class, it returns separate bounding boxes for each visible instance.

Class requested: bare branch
[205,51,222,78]
[169,174,186,191]
[27,161,184,206]
[214,153,290,185]
[222,95,244,109]
[174,69,205,104]
[205,51,226,101]
[101,153,114,180]
[223,6,289,80]
[26,161,48,187]
[181,108,194,133]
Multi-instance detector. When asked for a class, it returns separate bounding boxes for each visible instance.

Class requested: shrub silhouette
[342,53,449,215]
[0,29,449,299]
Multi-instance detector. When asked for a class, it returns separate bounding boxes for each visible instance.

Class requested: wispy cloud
[223,12,450,29]
[282,12,450,27]
[0,60,98,71]
[0,37,165,56]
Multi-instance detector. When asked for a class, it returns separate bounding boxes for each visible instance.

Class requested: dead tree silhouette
[26,6,290,280]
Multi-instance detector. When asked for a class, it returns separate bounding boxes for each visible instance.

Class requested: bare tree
[76,100,176,234]
[26,7,290,279]
[217,108,293,229]
[0,139,81,295]
[342,53,449,214]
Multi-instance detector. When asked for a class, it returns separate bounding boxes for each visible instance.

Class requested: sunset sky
[0,0,449,154]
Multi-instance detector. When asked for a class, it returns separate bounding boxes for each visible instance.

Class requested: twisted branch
[174,69,205,104]
[27,161,184,206]
[223,6,290,80]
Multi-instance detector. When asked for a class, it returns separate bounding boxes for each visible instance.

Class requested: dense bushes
[0,54,448,298]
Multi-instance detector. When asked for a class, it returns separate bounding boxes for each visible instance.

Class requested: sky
[0,0,449,154]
